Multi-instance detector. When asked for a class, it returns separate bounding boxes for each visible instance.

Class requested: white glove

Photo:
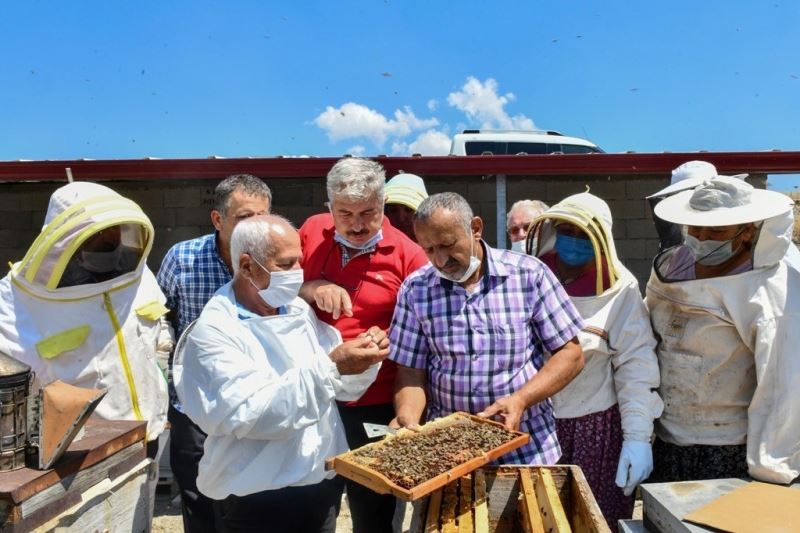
[615,440,653,496]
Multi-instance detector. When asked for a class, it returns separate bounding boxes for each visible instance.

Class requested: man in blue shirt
[157,174,271,533]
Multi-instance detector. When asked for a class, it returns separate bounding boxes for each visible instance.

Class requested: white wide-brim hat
[654,175,793,227]
[647,160,720,199]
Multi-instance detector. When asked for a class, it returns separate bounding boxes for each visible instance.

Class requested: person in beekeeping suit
[0,181,172,462]
[526,192,663,528]
[646,175,799,484]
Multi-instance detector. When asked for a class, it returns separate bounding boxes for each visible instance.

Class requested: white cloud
[446,77,536,130]
[391,140,409,154]
[313,77,536,154]
[346,145,366,156]
[408,129,452,155]
[313,102,438,147]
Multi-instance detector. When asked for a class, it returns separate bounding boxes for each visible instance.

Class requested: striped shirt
[389,244,584,465]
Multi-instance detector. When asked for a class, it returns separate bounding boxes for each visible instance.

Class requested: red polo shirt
[299,213,428,406]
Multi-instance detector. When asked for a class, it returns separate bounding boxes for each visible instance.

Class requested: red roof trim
[1,152,799,183]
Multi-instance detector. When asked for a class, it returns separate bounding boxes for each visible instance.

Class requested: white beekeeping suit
[647,176,799,484]
[0,182,172,442]
[527,192,663,498]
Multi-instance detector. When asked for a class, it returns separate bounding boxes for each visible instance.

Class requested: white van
[449,129,603,156]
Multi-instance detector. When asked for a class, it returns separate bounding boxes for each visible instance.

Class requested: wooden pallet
[413,466,610,533]
[327,412,529,501]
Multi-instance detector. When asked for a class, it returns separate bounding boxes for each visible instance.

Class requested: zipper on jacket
[103,292,144,422]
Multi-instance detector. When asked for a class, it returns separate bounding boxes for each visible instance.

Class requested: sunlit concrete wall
[0,173,767,289]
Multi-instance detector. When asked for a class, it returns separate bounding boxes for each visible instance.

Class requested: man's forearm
[393,366,427,425]
[513,338,584,408]
[298,279,322,304]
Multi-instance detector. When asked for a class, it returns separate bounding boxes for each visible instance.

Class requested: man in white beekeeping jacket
[174,215,384,533]
[646,175,800,484]
[526,192,663,528]
[0,181,172,519]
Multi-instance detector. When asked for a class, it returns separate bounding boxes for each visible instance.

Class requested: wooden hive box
[327,412,530,501]
[0,418,152,532]
[411,465,610,533]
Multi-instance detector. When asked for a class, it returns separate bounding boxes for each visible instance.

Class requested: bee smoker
[0,350,105,472]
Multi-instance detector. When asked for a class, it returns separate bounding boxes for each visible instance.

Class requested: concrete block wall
[505,174,663,284]
[0,173,767,290]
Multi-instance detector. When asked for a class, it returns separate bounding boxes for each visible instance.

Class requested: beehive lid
[38,380,106,469]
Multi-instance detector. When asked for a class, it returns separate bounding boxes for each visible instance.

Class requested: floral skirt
[556,404,633,530]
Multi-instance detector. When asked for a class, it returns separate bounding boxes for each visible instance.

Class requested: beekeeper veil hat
[654,175,793,227]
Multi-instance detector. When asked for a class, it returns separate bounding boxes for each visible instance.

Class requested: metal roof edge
[1,152,799,183]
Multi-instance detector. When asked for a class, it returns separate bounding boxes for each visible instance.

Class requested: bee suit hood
[13,181,153,298]
[0,181,171,441]
[527,192,663,444]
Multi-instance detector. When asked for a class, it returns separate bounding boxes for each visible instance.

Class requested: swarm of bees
[351,421,517,489]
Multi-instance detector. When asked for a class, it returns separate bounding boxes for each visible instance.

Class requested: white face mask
[79,244,122,273]
[435,238,481,283]
[510,240,526,253]
[684,233,742,266]
[334,230,383,251]
[249,258,304,308]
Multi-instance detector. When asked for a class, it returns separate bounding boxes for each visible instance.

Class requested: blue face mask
[555,234,595,266]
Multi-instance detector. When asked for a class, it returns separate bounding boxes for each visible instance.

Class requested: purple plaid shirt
[389,243,584,465]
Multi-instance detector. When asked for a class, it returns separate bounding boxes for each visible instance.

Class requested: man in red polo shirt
[299,157,427,533]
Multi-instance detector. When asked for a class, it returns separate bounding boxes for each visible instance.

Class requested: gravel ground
[152,488,183,533]
[152,491,362,533]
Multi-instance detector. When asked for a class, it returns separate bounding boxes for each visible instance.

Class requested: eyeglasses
[319,242,372,296]
[507,224,532,237]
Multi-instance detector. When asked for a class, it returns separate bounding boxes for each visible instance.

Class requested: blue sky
[1,1,799,190]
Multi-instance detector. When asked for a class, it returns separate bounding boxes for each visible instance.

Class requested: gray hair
[214,174,273,215]
[506,199,549,228]
[326,158,385,204]
[229,215,295,274]
[415,192,473,235]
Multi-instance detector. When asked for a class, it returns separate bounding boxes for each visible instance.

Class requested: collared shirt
[157,232,232,410]
[339,243,376,267]
[388,243,584,465]
[175,284,378,497]
[299,214,428,406]
[157,233,232,337]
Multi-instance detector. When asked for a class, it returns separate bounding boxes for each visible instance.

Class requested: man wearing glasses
[299,158,427,533]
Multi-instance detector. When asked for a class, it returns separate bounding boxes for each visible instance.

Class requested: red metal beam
[1,152,799,183]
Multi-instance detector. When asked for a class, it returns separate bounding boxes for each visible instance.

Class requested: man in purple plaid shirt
[388,192,585,465]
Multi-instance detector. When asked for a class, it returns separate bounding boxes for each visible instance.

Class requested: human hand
[615,441,653,496]
[329,336,385,375]
[477,394,527,431]
[357,326,390,358]
[389,413,422,431]
[311,281,353,319]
